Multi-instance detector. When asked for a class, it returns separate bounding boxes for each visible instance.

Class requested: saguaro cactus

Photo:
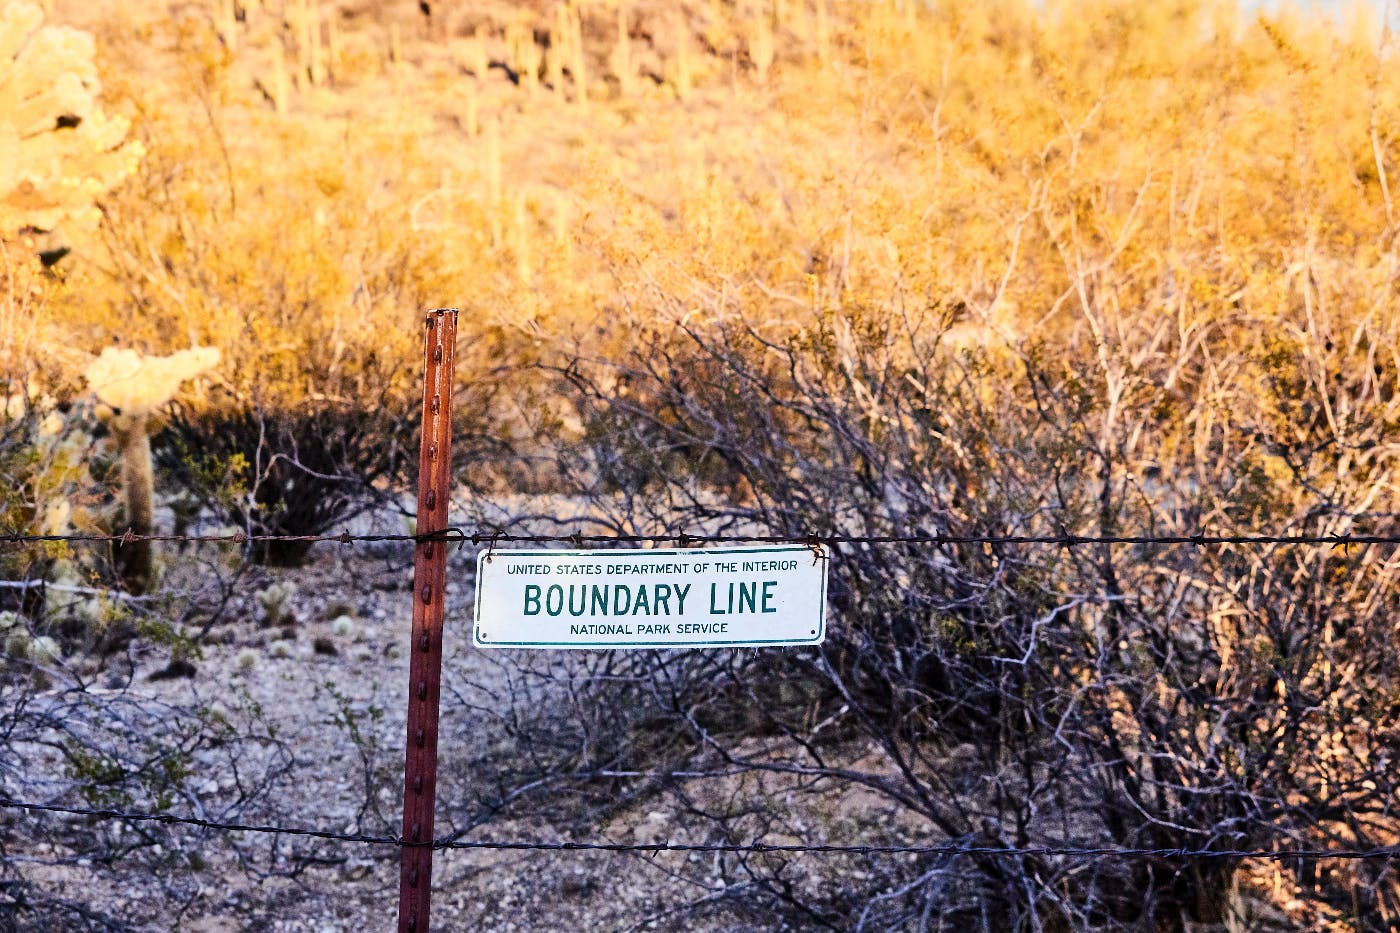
[0,1,142,237]
[83,347,220,594]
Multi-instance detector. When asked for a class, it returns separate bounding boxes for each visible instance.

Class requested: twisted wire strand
[4,798,1397,861]
[5,529,1400,548]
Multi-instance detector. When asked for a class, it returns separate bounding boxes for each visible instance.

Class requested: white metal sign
[473,545,828,649]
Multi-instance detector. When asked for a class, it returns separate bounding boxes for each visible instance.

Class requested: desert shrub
[0,381,99,617]
[0,386,60,618]
[0,662,307,930]
[155,395,416,565]
[464,287,1400,928]
[429,0,1400,923]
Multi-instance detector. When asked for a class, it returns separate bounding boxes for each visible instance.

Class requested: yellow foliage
[11,0,1395,486]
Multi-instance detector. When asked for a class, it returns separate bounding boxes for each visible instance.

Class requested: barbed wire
[8,523,1400,890]
[4,798,1398,862]
[5,528,1400,549]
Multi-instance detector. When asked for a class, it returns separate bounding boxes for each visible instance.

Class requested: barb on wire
[4,798,1399,862]
[4,529,1400,548]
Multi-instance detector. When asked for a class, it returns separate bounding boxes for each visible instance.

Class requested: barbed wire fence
[5,527,1400,871]
[13,529,1400,547]
[4,793,1400,862]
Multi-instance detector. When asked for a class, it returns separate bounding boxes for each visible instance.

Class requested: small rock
[313,636,338,657]
[149,658,197,681]
[342,859,372,881]
[559,875,595,898]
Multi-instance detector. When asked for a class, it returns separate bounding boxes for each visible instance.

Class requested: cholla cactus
[0,1,142,236]
[255,581,296,626]
[84,347,220,593]
[84,347,221,417]
[1,383,87,619]
[1,612,59,664]
[0,607,18,650]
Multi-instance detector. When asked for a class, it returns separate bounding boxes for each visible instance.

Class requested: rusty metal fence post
[398,308,458,933]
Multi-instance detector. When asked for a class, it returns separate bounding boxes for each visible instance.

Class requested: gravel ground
[6,510,857,932]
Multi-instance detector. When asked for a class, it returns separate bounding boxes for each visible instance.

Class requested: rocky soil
[5,505,880,932]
